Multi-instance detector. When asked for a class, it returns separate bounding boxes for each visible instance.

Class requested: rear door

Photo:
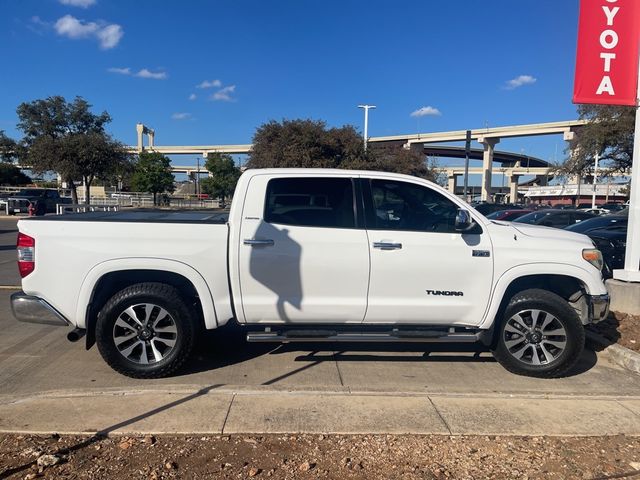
[237,174,370,324]
[362,177,494,326]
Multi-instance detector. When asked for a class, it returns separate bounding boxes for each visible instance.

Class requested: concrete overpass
[131,120,588,201]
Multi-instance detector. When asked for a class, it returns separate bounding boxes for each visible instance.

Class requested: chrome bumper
[588,293,610,324]
[10,291,70,326]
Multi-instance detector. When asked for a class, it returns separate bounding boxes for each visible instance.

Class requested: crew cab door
[362,177,493,326]
[237,174,370,324]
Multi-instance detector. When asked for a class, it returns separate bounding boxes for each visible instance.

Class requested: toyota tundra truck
[10,169,609,378]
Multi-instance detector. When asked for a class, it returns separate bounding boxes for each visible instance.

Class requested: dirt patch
[1,433,640,479]
[588,312,640,353]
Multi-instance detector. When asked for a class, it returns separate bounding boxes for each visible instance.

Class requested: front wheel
[491,289,585,378]
[95,282,196,378]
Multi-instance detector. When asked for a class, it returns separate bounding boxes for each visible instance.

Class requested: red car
[486,209,533,221]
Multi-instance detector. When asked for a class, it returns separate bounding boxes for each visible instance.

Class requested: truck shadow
[182,322,598,379]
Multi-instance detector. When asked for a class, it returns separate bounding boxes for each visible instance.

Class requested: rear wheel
[492,289,584,378]
[96,282,195,378]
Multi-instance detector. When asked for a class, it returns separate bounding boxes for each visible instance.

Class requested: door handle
[243,239,275,246]
[373,242,402,250]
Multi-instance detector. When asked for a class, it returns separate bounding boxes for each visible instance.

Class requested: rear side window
[264,177,355,228]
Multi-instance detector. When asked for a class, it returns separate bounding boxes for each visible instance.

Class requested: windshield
[565,216,627,233]
[513,211,551,224]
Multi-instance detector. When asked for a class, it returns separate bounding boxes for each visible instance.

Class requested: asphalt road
[1,215,640,402]
[0,217,20,287]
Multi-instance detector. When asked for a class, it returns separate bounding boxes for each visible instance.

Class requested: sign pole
[613,53,640,282]
[591,151,599,209]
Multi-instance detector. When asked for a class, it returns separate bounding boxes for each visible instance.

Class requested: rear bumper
[10,291,70,326]
[587,293,610,324]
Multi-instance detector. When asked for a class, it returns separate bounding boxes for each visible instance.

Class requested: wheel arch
[480,263,604,332]
[78,258,219,349]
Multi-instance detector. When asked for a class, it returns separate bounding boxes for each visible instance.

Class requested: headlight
[582,248,604,271]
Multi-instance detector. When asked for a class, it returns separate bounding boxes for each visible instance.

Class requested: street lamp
[357,105,376,151]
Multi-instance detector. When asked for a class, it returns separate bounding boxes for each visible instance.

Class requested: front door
[238,175,370,324]
[363,178,494,326]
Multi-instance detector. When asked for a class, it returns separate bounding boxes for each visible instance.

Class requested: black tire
[491,288,585,378]
[95,282,196,378]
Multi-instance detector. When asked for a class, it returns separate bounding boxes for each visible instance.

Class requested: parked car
[12,169,609,379]
[586,226,627,278]
[513,209,596,228]
[600,203,626,213]
[5,188,68,215]
[580,207,610,216]
[472,203,523,216]
[564,214,627,234]
[486,209,533,221]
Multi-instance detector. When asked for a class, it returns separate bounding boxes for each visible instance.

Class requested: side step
[246,328,481,344]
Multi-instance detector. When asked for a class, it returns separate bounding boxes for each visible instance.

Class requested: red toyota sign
[573,0,640,106]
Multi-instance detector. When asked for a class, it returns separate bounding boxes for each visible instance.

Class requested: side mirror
[455,209,474,232]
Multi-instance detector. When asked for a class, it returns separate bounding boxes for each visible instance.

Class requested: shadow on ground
[181,322,598,379]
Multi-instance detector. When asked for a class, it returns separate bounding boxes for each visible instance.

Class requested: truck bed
[23,209,229,224]
[18,209,232,330]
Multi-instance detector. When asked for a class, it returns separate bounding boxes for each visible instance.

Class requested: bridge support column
[447,174,460,194]
[509,175,520,203]
[148,130,155,149]
[479,137,500,202]
[136,123,144,151]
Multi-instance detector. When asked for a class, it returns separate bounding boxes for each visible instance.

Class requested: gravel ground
[1,434,640,479]
[589,313,640,353]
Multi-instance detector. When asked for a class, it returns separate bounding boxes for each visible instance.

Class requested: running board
[246,330,481,343]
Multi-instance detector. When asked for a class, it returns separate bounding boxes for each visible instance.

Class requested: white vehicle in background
[11,169,609,379]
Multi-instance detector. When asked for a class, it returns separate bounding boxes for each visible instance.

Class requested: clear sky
[1,0,582,170]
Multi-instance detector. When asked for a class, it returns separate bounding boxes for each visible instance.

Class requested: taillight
[17,232,35,278]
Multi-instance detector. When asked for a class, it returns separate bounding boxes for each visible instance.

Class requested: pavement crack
[428,396,452,435]
[221,393,236,434]
[615,399,640,419]
[332,349,345,387]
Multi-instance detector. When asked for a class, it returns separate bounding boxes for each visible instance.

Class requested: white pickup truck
[11,169,609,378]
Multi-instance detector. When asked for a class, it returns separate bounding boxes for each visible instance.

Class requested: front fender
[75,257,219,330]
[479,262,607,330]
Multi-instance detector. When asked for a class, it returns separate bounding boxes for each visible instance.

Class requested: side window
[369,179,459,233]
[542,213,570,227]
[264,177,355,229]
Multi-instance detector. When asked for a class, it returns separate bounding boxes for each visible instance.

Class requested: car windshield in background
[565,215,627,233]
[513,211,549,224]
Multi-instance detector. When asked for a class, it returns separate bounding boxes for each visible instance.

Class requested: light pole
[357,104,376,151]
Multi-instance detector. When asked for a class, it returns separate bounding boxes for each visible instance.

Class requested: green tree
[0,130,22,163]
[559,104,635,178]
[0,163,30,185]
[131,151,175,205]
[200,153,241,204]
[247,119,367,169]
[247,118,440,181]
[15,96,129,204]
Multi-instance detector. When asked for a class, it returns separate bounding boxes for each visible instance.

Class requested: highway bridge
[131,119,587,202]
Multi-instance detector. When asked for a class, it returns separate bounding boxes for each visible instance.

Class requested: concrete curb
[586,330,640,375]
[1,390,640,437]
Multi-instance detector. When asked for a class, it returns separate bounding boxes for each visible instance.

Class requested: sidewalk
[2,388,639,436]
